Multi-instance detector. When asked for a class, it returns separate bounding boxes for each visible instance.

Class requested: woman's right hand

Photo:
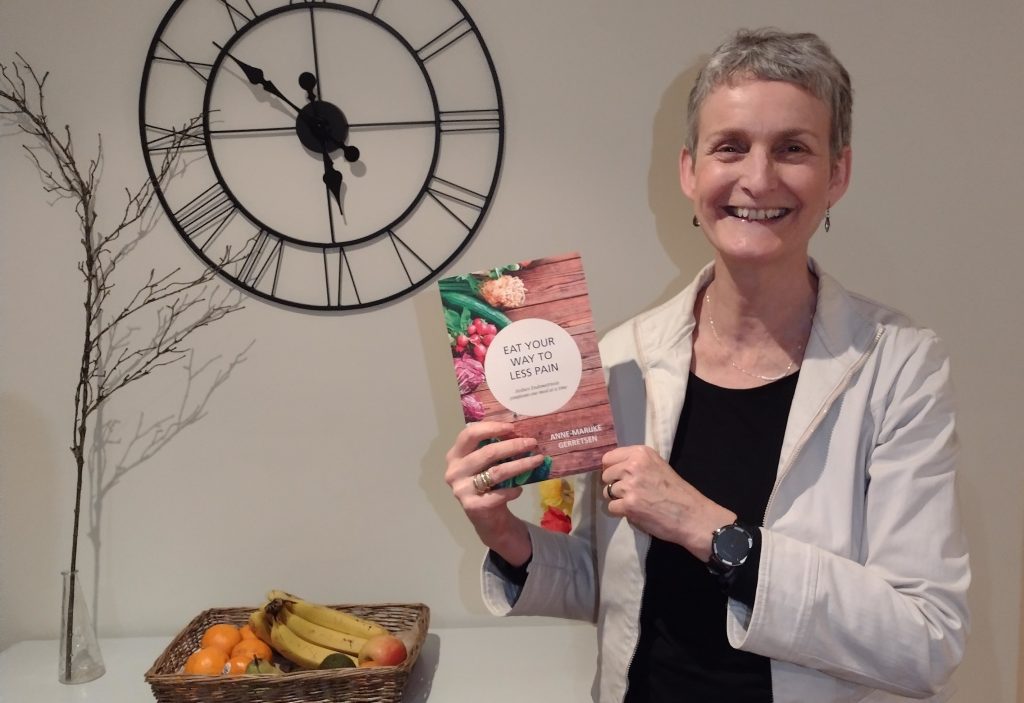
[444,421,544,566]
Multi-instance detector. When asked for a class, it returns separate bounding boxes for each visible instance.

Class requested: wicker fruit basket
[144,602,429,703]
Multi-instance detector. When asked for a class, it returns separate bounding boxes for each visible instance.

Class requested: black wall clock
[140,0,504,310]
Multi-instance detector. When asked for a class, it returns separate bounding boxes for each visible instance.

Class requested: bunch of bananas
[249,589,389,670]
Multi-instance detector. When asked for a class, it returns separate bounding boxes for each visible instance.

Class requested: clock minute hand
[213,42,303,114]
[320,142,345,216]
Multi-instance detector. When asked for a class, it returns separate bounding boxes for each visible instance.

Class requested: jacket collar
[780,260,883,483]
[629,258,883,468]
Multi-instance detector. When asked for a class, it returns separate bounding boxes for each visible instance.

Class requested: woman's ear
[679,147,696,199]
[828,146,853,206]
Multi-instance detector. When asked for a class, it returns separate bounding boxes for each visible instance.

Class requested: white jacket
[482,260,970,702]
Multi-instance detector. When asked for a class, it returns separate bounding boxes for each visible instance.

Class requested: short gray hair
[686,28,852,162]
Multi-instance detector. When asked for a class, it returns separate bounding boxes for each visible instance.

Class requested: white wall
[1,1,1021,700]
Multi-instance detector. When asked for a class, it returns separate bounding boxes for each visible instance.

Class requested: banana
[266,589,299,602]
[279,605,367,656]
[268,620,338,669]
[289,599,388,639]
[266,590,388,639]
[248,607,273,645]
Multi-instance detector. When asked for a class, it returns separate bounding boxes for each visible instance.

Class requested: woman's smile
[722,206,792,222]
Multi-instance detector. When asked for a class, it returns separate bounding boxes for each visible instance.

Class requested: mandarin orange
[201,623,242,655]
[226,653,254,676]
[184,646,228,675]
[230,637,273,663]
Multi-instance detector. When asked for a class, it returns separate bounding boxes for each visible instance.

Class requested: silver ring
[604,481,617,501]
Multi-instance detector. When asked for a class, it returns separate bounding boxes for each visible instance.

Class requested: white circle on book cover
[484,318,583,416]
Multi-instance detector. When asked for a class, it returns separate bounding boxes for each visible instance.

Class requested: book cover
[438,252,616,487]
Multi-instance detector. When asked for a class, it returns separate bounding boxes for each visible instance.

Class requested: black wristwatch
[707,522,755,577]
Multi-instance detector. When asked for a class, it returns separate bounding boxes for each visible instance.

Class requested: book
[438,252,616,487]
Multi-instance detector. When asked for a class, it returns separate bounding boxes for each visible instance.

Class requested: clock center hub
[295,101,350,154]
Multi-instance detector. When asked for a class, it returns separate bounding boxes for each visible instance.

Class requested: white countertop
[0,623,598,702]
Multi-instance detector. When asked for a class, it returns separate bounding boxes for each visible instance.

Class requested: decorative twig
[1,54,246,681]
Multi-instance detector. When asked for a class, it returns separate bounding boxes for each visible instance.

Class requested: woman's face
[681,78,851,267]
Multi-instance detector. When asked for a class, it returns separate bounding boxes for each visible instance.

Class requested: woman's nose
[739,150,777,194]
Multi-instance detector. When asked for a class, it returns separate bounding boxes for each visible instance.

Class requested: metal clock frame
[139,0,505,311]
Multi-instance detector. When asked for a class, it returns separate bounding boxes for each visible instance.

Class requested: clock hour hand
[213,42,303,115]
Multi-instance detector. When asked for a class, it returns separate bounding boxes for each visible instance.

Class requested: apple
[357,634,407,667]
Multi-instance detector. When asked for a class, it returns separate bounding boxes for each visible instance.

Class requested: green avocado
[319,652,357,669]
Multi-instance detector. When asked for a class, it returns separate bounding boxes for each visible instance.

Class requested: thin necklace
[704,291,807,382]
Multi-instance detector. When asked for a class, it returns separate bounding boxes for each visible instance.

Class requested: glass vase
[58,569,105,684]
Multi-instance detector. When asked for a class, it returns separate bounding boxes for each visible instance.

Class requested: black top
[624,371,798,703]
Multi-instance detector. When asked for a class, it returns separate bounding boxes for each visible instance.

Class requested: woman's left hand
[601,445,736,561]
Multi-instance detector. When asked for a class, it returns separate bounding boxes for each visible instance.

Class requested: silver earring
[692,215,700,227]
[824,208,831,233]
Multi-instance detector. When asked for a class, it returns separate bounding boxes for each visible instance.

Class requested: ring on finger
[604,480,618,501]
[473,469,494,494]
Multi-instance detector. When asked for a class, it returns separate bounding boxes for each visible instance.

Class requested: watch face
[140,0,504,310]
[713,524,753,567]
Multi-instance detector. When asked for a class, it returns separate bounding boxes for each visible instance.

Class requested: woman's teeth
[726,207,789,221]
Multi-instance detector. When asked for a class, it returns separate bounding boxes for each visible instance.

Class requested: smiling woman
[680,79,850,277]
[442,27,970,703]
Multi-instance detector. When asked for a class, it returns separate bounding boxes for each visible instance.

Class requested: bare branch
[2,53,246,634]
[93,286,244,412]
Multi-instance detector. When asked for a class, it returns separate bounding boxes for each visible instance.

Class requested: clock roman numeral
[323,247,360,307]
[217,0,258,31]
[322,235,432,308]
[346,111,501,133]
[172,183,237,250]
[387,229,432,287]
[152,40,213,83]
[426,176,487,230]
[439,109,501,134]
[207,125,296,138]
[238,229,283,292]
[416,18,472,62]
[145,121,206,153]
